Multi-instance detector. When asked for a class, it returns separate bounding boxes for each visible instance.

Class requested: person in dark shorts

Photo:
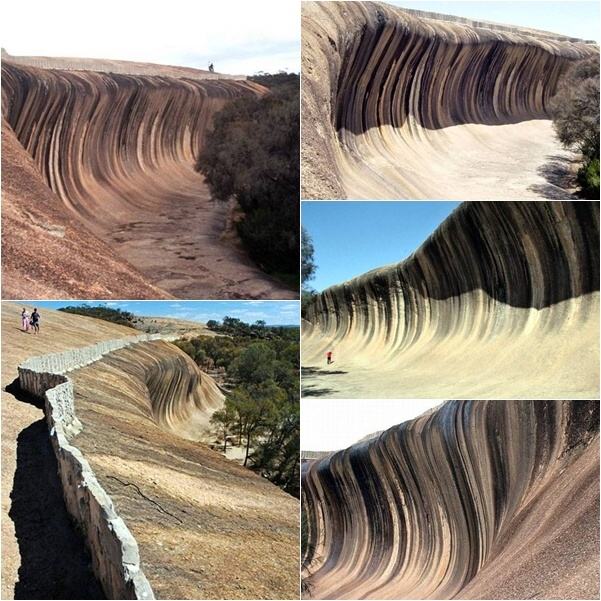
[326,350,333,364]
[31,308,40,334]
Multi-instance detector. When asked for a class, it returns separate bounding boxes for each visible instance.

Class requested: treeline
[206,315,298,341]
[196,72,299,289]
[174,320,300,497]
[58,305,138,328]
[301,226,318,317]
[550,56,599,199]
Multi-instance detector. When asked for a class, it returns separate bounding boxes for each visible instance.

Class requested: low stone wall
[17,333,170,599]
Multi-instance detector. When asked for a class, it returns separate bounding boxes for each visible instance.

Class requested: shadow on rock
[301,367,348,397]
[302,367,348,377]
[530,154,579,199]
[6,380,105,599]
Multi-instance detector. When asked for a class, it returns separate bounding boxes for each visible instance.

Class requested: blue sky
[2,0,300,74]
[24,301,300,326]
[392,1,600,42]
[303,201,460,292]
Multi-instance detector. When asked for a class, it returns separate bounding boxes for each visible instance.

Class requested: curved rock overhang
[301,1,599,199]
[302,399,600,599]
[302,201,600,398]
[1,61,263,231]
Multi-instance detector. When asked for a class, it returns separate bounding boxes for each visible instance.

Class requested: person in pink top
[326,350,333,365]
[21,308,30,332]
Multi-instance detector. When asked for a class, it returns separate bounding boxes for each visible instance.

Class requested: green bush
[577,158,600,199]
[549,56,600,197]
[58,305,138,328]
[197,73,299,286]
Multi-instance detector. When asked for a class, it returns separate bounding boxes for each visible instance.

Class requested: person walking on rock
[31,308,40,335]
[21,308,30,332]
[326,350,333,365]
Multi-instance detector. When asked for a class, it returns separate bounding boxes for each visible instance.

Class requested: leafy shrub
[549,56,600,197]
[577,158,600,199]
[58,305,138,328]
[196,73,299,286]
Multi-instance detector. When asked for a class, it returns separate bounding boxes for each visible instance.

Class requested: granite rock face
[302,400,600,599]
[301,1,598,199]
[2,61,260,231]
[302,201,600,398]
[2,56,294,299]
[16,334,223,599]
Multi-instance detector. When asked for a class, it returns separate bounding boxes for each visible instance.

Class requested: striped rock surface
[302,399,600,599]
[302,201,600,398]
[301,1,598,199]
[68,340,300,599]
[1,56,295,299]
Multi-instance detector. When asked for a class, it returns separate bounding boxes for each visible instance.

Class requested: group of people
[21,308,40,334]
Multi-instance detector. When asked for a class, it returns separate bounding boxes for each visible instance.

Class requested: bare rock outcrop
[302,201,600,398]
[301,1,598,199]
[2,56,295,299]
[302,400,600,599]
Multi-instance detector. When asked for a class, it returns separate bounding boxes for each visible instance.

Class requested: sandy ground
[1,303,137,599]
[93,162,292,299]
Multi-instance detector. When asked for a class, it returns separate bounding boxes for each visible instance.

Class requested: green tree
[302,226,317,285]
[229,343,276,384]
[549,56,600,198]
[196,74,299,285]
[226,381,284,466]
[210,405,236,453]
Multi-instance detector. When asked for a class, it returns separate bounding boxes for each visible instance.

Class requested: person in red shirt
[326,350,333,365]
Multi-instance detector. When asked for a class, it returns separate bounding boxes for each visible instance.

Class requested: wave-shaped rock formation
[88,340,224,440]
[302,400,600,599]
[302,201,600,399]
[69,340,300,599]
[301,1,599,199]
[1,53,295,299]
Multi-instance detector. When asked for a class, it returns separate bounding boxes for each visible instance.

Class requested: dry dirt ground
[1,303,137,599]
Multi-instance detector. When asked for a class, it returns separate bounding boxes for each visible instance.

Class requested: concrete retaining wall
[17,333,175,600]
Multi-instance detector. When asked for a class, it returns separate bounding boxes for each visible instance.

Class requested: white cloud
[2,0,300,74]
[301,400,443,452]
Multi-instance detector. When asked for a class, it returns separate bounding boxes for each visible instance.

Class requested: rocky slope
[69,341,299,599]
[2,304,299,599]
[302,201,600,398]
[2,54,295,299]
[301,1,598,199]
[302,400,600,599]
[1,303,139,599]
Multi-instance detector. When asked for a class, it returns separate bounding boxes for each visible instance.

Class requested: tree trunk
[244,432,252,467]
